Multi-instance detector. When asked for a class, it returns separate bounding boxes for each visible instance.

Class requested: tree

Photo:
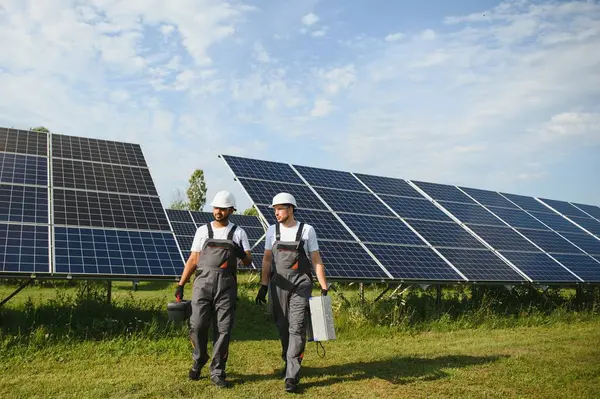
[187,169,207,211]
[170,188,189,210]
[243,206,258,216]
[31,126,50,132]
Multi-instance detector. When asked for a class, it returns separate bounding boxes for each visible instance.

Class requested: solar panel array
[166,209,266,270]
[1,127,183,279]
[221,154,600,284]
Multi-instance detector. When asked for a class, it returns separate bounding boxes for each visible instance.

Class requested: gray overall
[269,222,313,382]
[189,223,238,379]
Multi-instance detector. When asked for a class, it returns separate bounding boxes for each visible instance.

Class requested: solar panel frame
[570,203,600,220]
[567,216,600,236]
[537,198,591,218]
[221,154,304,184]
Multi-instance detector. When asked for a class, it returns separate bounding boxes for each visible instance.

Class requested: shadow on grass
[229,354,506,389]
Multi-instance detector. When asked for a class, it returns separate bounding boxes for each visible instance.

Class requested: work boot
[285,378,298,393]
[210,375,229,388]
[188,362,201,381]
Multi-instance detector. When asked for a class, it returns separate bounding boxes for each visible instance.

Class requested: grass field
[1,277,599,398]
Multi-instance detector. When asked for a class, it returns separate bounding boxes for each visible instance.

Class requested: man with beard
[175,190,252,388]
[255,192,328,393]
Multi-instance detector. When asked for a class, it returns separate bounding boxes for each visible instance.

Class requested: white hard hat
[210,190,237,209]
[271,192,297,208]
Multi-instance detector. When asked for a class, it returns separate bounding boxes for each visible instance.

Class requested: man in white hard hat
[175,190,252,388]
[255,192,328,393]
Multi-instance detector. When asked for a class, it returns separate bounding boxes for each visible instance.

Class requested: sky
[0,0,599,212]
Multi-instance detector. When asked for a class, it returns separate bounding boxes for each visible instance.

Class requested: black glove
[175,284,184,301]
[255,284,268,305]
[233,243,246,260]
[321,288,328,296]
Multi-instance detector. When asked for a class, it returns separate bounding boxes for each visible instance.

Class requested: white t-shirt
[264,222,319,257]
[190,222,251,253]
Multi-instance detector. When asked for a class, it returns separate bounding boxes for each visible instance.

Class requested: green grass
[1,277,599,398]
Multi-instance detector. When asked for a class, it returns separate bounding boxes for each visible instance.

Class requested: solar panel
[51,134,146,166]
[0,127,47,156]
[537,198,591,218]
[485,207,549,230]
[406,220,486,249]
[244,226,266,242]
[499,251,580,283]
[549,254,600,283]
[459,187,519,209]
[256,205,355,241]
[411,181,476,204]
[567,217,600,236]
[0,185,48,224]
[337,213,425,245]
[190,211,213,225]
[0,224,50,273]
[318,241,389,280]
[237,178,328,210]
[500,192,551,213]
[379,195,452,221]
[353,173,422,198]
[313,187,395,217]
[571,203,600,219]
[0,153,47,185]
[171,221,198,237]
[229,214,264,228]
[436,248,525,282]
[221,155,303,184]
[166,209,194,224]
[365,244,464,281]
[293,164,368,192]
[527,211,588,234]
[516,228,585,254]
[467,225,539,252]
[558,232,600,255]
[438,201,506,226]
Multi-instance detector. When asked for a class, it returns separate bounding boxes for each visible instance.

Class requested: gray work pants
[271,273,312,382]
[189,269,237,378]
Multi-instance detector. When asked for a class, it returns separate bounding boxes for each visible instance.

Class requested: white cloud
[253,42,272,63]
[301,13,319,26]
[385,32,405,42]
[420,29,437,40]
[311,28,327,37]
[317,64,357,95]
[310,98,333,117]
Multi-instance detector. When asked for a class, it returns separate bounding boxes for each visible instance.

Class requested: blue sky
[0,0,599,211]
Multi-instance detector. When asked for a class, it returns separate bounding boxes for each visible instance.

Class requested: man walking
[255,192,328,393]
[175,190,252,388]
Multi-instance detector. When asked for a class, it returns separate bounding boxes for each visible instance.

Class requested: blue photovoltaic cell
[190,211,214,226]
[485,207,549,230]
[538,198,590,218]
[53,227,183,276]
[318,241,389,279]
[314,187,395,217]
[500,193,551,213]
[571,203,600,219]
[380,195,452,222]
[558,232,600,255]
[550,254,600,282]
[500,251,579,282]
[337,213,425,245]
[171,221,197,237]
[244,226,265,242]
[366,244,464,281]
[222,155,303,184]
[459,187,519,209]
[229,214,264,228]
[256,205,355,241]
[294,164,367,192]
[407,220,486,249]
[436,248,525,282]
[238,178,328,210]
[354,173,422,198]
[166,209,193,224]
[0,153,47,186]
[528,211,587,234]
[0,185,48,224]
[176,235,195,259]
[412,181,475,204]
[438,201,505,226]
[516,228,585,254]
[467,225,540,252]
[568,217,600,236]
[0,223,49,273]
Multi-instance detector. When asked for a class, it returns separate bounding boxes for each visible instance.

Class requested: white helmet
[271,192,297,208]
[210,190,237,209]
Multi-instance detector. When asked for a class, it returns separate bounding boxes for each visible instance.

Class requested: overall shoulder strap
[227,224,237,241]
[206,222,213,239]
[295,222,304,242]
[275,223,281,241]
